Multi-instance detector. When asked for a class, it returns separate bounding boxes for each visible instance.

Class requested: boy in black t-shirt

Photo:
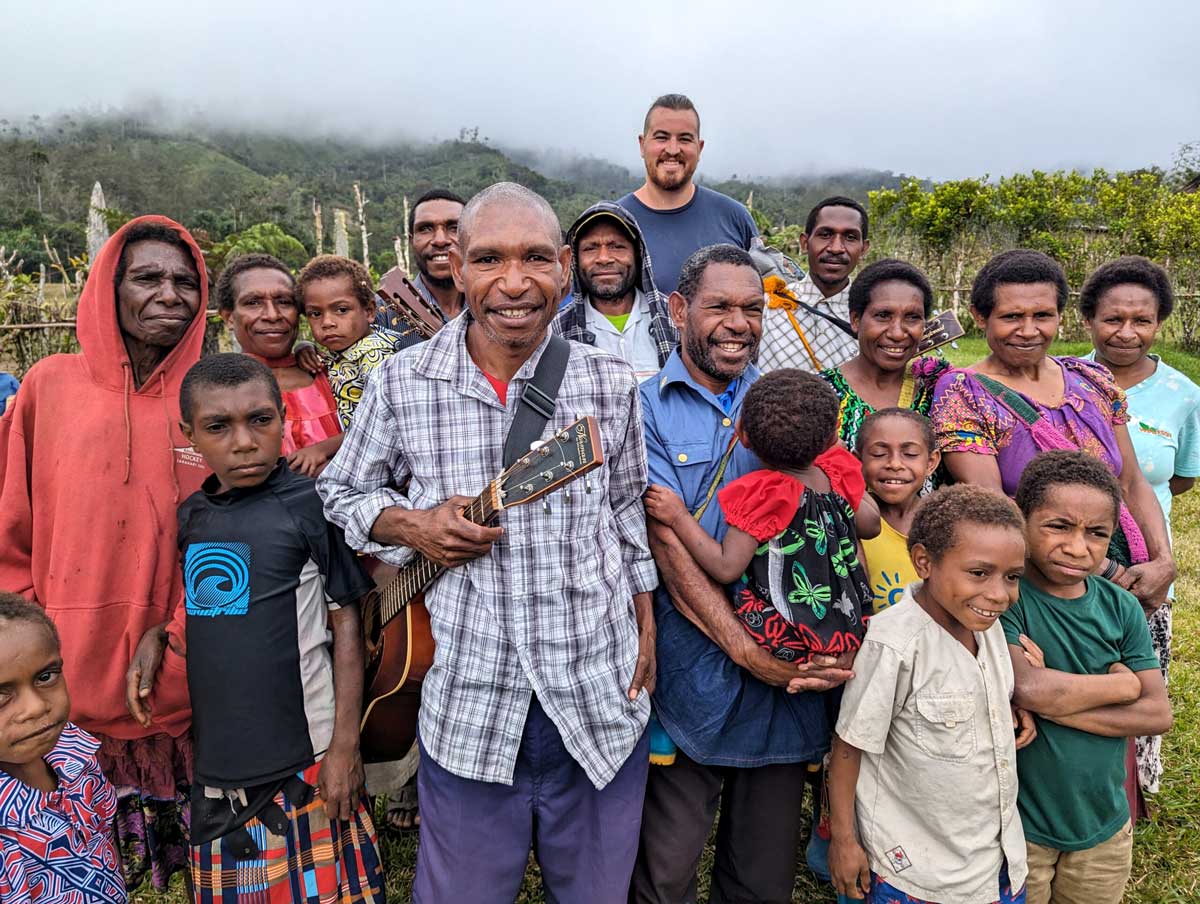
[153,353,384,903]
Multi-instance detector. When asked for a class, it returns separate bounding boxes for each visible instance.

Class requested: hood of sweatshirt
[565,200,660,298]
[77,214,209,395]
[0,215,209,740]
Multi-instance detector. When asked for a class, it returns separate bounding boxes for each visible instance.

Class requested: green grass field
[134,338,1200,904]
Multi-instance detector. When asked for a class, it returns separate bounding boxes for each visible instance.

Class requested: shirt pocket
[663,441,716,510]
[914,692,976,762]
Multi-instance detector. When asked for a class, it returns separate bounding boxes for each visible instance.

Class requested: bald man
[319,183,658,903]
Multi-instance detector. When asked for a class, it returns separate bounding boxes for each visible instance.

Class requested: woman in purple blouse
[930,249,1174,610]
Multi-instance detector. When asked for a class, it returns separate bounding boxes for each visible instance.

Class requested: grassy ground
[134,339,1200,903]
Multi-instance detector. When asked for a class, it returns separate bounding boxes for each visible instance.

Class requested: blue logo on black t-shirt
[185,542,251,616]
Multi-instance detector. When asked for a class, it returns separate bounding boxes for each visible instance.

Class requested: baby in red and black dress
[646,369,880,662]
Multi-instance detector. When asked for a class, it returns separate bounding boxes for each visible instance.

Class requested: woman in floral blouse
[820,258,949,455]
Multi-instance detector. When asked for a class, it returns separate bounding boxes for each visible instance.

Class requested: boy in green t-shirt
[1002,451,1171,904]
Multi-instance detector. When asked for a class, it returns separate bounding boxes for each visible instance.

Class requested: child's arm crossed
[1008,635,1143,718]
[1046,667,1172,737]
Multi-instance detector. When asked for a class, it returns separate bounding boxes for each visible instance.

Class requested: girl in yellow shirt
[857,409,941,614]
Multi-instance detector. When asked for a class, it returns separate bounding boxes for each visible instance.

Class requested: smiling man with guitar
[318,182,658,904]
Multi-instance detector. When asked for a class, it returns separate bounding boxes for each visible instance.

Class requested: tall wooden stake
[87,182,110,262]
[333,209,350,258]
[312,198,324,255]
[354,182,371,269]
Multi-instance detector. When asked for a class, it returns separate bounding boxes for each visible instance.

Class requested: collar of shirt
[410,311,554,412]
[584,289,647,336]
[0,723,99,830]
[412,273,455,322]
[327,326,403,365]
[794,273,851,308]
[654,347,758,416]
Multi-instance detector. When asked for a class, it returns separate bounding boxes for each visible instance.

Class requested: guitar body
[360,592,435,763]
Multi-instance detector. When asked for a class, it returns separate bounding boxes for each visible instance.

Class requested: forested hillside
[0,112,907,273]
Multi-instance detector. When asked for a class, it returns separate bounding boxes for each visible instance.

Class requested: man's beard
[647,156,696,192]
[685,327,757,384]
[580,267,637,302]
[415,254,457,290]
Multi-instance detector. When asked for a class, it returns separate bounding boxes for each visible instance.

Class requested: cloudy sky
[5,0,1197,181]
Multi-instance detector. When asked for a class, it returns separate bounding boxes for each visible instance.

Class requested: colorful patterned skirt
[95,731,193,893]
[190,762,385,904]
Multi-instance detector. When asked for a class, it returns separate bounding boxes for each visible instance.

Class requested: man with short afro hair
[758,195,871,373]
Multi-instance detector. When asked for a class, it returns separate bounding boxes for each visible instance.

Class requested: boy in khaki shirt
[829,485,1037,904]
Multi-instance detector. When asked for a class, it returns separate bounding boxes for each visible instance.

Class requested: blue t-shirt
[619,186,758,295]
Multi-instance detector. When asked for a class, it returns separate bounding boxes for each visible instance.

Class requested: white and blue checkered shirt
[317,313,656,788]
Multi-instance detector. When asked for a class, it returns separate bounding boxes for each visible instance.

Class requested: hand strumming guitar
[370,495,504,568]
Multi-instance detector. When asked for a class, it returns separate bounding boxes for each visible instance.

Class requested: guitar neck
[375,480,500,625]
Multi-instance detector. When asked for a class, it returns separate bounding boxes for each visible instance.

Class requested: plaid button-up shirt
[317,314,656,788]
[758,274,858,373]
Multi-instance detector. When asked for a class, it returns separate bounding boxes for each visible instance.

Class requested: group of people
[0,92,1196,904]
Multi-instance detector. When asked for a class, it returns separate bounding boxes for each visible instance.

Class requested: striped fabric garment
[190,762,384,904]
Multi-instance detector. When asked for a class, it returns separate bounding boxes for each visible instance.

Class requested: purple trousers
[412,696,650,904]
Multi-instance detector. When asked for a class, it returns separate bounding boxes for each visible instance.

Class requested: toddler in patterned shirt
[645,369,881,662]
[0,592,124,904]
[297,254,408,429]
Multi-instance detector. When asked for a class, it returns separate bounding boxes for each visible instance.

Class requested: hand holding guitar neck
[369,496,502,568]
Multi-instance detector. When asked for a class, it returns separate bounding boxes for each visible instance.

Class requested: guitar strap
[502,335,572,468]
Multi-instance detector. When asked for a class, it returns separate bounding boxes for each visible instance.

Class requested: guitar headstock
[497,416,604,509]
[918,310,966,354]
[376,267,444,338]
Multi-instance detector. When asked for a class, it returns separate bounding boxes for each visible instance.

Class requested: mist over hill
[0,111,911,273]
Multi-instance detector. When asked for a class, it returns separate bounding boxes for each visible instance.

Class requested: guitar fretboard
[375,482,500,627]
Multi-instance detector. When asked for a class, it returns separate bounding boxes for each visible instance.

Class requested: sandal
[383,777,420,832]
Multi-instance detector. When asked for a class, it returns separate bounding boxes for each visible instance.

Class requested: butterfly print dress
[716,446,872,661]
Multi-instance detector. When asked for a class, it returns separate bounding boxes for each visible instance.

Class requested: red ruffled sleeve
[816,446,866,510]
[717,470,805,541]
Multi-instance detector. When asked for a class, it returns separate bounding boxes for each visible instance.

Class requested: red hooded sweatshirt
[0,215,210,740]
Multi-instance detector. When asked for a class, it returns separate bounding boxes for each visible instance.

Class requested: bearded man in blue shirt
[631,244,856,904]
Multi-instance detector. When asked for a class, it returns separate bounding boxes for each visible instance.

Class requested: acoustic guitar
[375,267,445,341]
[359,415,605,762]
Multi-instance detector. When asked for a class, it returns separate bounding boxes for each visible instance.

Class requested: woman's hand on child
[644,485,689,528]
[1121,558,1174,611]
[1012,705,1038,750]
[829,835,872,900]
[294,342,325,375]
[288,445,331,478]
[125,623,168,728]
[1018,634,1044,669]
[318,742,365,822]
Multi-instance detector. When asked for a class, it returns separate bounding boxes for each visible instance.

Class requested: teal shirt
[1086,354,1200,597]
[1001,576,1158,851]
